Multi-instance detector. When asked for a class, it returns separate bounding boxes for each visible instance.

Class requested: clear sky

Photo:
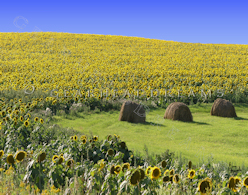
[1,0,247,44]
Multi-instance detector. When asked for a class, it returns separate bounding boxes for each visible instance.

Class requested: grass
[51,102,248,168]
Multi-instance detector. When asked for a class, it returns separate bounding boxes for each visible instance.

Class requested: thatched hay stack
[119,101,146,123]
[210,98,237,117]
[164,102,193,122]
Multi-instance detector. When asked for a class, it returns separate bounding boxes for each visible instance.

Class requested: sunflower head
[173,174,180,183]
[163,176,170,183]
[80,135,87,141]
[145,166,152,176]
[169,169,174,176]
[243,176,248,189]
[122,163,130,172]
[7,154,15,165]
[198,178,212,194]
[93,136,98,142]
[130,170,141,186]
[82,138,87,144]
[37,152,46,162]
[24,120,29,127]
[40,118,44,124]
[150,166,161,180]
[0,150,4,158]
[107,148,114,156]
[110,165,115,174]
[187,169,196,179]
[52,155,59,163]
[74,135,78,141]
[15,151,26,162]
[114,165,121,174]
[161,160,167,168]
[58,156,64,164]
[119,142,126,149]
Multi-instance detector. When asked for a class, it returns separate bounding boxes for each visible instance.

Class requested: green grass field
[51,102,248,168]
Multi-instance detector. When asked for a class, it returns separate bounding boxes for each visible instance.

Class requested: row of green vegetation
[0,88,248,194]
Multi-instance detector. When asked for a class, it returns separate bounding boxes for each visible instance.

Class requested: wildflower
[52,155,59,163]
[0,150,4,158]
[122,163,130,172]
[15,150,26,162]
[150,166,161,180]
[130,170,140,186]
[173,174,180,183]
[187,169,196,179]
[6,154,15,165]
[24,120,29,127]
[198,177,212,195]
[37,152,46,162]
[114,165,121,174]
[107,148,114,156]
[161,160,167,168]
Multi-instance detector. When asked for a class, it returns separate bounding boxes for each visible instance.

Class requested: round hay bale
[164,102,193,122]
[210,98,237,117]
[119,101,146,123]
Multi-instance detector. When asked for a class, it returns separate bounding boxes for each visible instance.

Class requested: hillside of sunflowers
[0,32,248,194]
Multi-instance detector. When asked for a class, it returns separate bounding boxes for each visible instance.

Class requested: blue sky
[1,0,247,44]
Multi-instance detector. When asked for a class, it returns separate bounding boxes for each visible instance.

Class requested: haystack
[119,101,146,123]
[164,102,193,122]
[210,98,237,117]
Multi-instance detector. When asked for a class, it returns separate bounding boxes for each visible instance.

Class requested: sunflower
[82,138,87,144]
[130,170,140,186]
[114,165,121,174]
[150,166,161,180]
[198,177,212,195]
[1,111,6,117]
[66,159,74,167]
[37,152,46,162]
[122,163,130,172]
[74,135,78,141]
[40,118,44,124]
[0,150,4,158]
[161,160,167,168]
[19,99,22,103]
[188,160,192,169]
[24,120,29,127]
[93,136,98,142]
[70,136,74,141]
[163,169,170,176]
[169,169,175,176]
[243,176,248,189]
[228,176,242,192]
[20,116,24,121]
[34,117,38,122]
[7,154,15,165]
[15,110,19,115]
[119,141,126,149]
[57,156,64,164]
[146,166,152,176]
[163,176,170,183]
[15,151,27,162]
[188,169,196,179]
[80,135,87,140]
[7,109,11,114]
[110,165,115,174]
[173,174,180,183]
[52,155,59,163]
[107,148,114,156]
